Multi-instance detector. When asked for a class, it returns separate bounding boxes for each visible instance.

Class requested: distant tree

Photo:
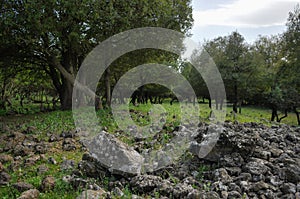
[282,4,300,124]
[202,32,250,113]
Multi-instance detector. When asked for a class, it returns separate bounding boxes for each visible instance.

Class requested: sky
[191,0,299,44]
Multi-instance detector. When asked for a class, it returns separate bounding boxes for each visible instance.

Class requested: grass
[0,101,299,198]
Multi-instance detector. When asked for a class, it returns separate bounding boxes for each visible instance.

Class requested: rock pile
[0,122,299,198]
[78,122,300,198]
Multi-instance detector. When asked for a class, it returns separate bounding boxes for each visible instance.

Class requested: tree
[202,32,250,113]
[1,0,193,110]
[282,4,300,124]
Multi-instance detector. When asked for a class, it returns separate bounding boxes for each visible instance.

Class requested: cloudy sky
[191,0,299,43]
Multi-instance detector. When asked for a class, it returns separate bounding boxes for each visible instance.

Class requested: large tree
[1,0,193,110]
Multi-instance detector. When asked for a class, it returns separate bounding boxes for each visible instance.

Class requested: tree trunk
[277,109,288,123]
[271,106,278,122]
[233,80,238,113]
[294,107,300,125]
[59,77,73,110]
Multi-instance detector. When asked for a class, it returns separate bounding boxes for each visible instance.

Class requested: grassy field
[0,102,299,198]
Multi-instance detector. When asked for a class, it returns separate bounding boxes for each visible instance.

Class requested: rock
[186,189,201,199]
[76,189,107,199]
[13,145,32,156]
[23,126,37,134]
[284,164,300,183]
[17,189,40,199]
[244,158,269,175]
[172,183,196,198]
[281,183,297,194]
[253,150,271,160]
[62,138,77,151]
[34,142,48,154]
[48,134,60,142]
[41,176,55,192]
[239,181,250,192]
[270,148,283,158]
[221,191,228,199]
[0,162,4,172]
[0,171,11,185]
[48,157,57,165]
[225,167,241,176]
[37,164,49,175]
[24,155,40,166]
[60,130,77,138]
[0,154,13,163]
[250,181,269,192]
[213,168,232,184]
[61,159,75,170]
[70,177,88,189]
[130,175,162,193]
[228,191,241,198]
[78,160,106,178]
[86,131,144,176]
[12,182,34,192]
[111,187,124,197]
[200,191,220,199]
[22,139,36,149]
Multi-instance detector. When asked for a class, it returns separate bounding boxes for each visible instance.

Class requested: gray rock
[78,159,106,178]
[284,164,300,183]
[62,138,77,151]
[0,171,11,185]
[48,134,60,142]
[187,189,201,199]
[13,145,32,156]
[34,142,48,154]
[281,183,297,194]
[17,189,39,199]
[111,187,124,197]
[213,168,232,184]
[48,157,57,165]
[41,176,55,192]
[12,182,34,192]
[76,189,107,199]
[0,154,13,163]
[0,162,3,172]
[61,159,75,170]
[250,181,269,192]
[200,191,220,199]
[172,182,195,199]
[244,159,269,175]
[24,155,40,166]
[228,191,242,198]
[37,164,49,175]
[86,131,144,176]
[130,175,162,193]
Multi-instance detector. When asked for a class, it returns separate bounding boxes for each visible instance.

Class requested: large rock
[76,189,107,199]
[130,175,163,193]
[41,176,55,192]
[85,131,144,176]
[0,171,11,185]
[13,182,34,192]
[17,189,40,199]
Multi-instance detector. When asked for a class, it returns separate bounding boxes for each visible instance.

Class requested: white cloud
[193,0,299,28]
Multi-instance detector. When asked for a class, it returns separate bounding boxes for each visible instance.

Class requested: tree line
[183,5,300,124]
[0,1,299,124]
